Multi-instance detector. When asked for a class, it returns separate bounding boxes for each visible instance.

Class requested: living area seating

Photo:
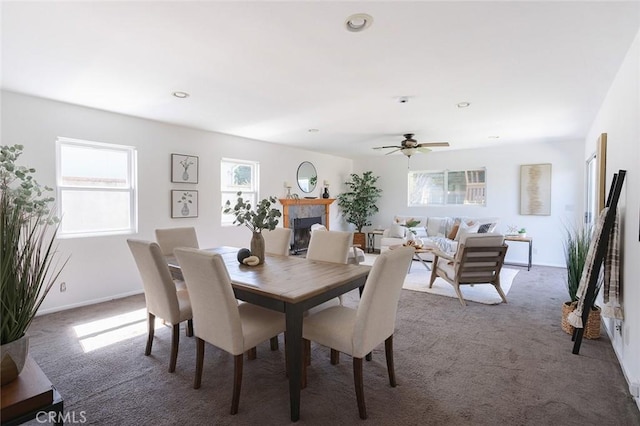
[428,233,508,306]
[380,215,499,261]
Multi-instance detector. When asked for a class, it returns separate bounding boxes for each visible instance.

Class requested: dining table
[166,246,371,422]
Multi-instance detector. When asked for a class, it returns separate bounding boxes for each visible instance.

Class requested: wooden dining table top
[166,246,371,304]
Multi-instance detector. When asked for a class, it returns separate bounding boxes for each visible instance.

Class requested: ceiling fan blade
[385,148,401,155]
[373,145,402,149]
[417,142,450,147]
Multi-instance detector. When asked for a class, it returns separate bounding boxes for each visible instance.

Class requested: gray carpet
[24,265,640,425]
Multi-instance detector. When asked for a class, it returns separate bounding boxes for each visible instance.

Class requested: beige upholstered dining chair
[155,227,199,256]
[305,228,357,363]
[173,247,286,415]
[127,239,193,373]
[302,246,414,419]
[262,227,292,256]
[428,233,509,306]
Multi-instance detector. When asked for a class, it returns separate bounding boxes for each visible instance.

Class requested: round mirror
[296,161,318,193]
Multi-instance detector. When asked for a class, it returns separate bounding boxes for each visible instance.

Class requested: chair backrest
[127,239,181,323]
[262,227,292,256]
[174,247,244,355]
[352,246,414,358]
[155,227,199,256]
[306,229,352,264]
[455,233,508,283]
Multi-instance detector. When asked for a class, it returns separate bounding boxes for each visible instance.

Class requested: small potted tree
[336,171,382,248]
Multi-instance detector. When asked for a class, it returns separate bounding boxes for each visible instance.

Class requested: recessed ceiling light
[345,13,373,32]
[308,129,319,133]
[457,102,470,108]
[488,135,500,139]
[172,91,190,99]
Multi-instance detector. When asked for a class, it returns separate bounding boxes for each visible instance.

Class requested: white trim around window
[56,137,137,238]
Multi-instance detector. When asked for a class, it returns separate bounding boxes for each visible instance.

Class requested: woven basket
[561,302,601,340]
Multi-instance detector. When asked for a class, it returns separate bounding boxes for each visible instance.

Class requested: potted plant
[223,192,282,264]
[1,144,67,384]
[561,223,600,338]
[336,171,383,248]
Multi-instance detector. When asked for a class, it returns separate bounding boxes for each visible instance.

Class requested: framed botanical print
[171,190,198,218]
[171,154,198,184]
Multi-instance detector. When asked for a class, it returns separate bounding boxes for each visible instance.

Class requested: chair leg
[247,347,257,360]
[169,323,180,373]
[353,357,367,419]
[231,354,243,415]
[186,319,194,337]
[453,284,467,306]
[428,265,438,288]
[270,336,279,350]
[330,348,340,365]
[145,312,155,356]
[385,335,396,387]
[194,338,205,389]
[494,285,508,303]
[366,352,372,361]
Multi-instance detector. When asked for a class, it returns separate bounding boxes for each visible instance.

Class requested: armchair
[428,233,508,306]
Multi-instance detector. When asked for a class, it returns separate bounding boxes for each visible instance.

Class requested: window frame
[221,158,260,226]
[408,168,487,207]
[56,137,137,238]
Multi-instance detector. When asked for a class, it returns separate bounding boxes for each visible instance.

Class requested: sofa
[379,215,499,261]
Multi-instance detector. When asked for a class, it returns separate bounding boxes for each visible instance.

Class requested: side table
[1,357,64,426]
[504,235,533,271]
[366,229,385,253]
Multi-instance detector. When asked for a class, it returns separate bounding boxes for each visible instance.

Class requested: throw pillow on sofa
[454,221,480,241]
[388,223,406,238]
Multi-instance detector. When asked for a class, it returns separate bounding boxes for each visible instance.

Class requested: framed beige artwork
[520,163,551,216]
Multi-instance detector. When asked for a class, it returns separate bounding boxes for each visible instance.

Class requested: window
[408,168,486,206]
[221,158,259,225]
[56,137,137,237]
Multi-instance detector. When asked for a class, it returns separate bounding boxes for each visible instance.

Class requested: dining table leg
[285,303,305,422]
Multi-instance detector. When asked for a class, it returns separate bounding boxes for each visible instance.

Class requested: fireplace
[292,216,322,254]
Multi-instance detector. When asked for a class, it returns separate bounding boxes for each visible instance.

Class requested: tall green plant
[563,223,592,303]
[336,171,382,233]
[1,144,66,345]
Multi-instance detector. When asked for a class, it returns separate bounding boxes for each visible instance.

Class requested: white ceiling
[2,1,639,159]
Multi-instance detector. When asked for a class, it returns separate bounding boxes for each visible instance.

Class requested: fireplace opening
[292,216,322,254]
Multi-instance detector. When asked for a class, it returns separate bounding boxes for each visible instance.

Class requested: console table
[504,235,533,271]
[1,357,63,425]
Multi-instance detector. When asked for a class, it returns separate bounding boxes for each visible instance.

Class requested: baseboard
[36,289,144,316]
[603,320,640,411]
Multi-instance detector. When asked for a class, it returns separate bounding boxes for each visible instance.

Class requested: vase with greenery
[336,171,382,248]
[1,144,67,384]
[561,223,600,338]
[223,192,282,264]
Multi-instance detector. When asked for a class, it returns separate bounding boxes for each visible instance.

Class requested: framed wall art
[171,154,198,184]
[520,163,551,216]
[171,190,198,218]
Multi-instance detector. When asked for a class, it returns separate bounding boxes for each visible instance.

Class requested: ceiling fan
[372,133,450,157]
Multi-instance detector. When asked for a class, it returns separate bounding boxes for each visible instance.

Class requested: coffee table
[389,244,434,271]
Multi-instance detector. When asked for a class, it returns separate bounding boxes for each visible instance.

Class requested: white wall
[584,29,640,405]
[1,91,353,313]
[353,140,584,267]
